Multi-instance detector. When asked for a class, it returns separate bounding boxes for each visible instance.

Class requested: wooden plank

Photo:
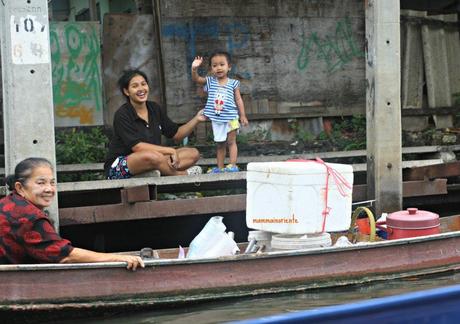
[57,172,247,193]
[402,179,448,197]
[353,178,447,201]
[246,105,364,119]
[401,10,425,109]
[5,145,455,175]
[59,194,247,225]
[55,160,441,193]
[121,186,151,204]
[352,159,442,173]
[400,10,428,131]
[444,14,460,104]
[422,14,453,128]
[404,161,460,181]
[245,105,459,120]
[59,179,447,226]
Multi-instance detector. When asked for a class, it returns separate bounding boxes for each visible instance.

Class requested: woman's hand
[192,56,203,70]
[195,109,208,122]
[168,150,180,169]
[118,255,145,271]
[60,247,145,271]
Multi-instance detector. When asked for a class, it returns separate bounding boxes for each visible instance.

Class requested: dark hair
[118,69,149,101]
[209,50,232,67]
[5,157,54,191]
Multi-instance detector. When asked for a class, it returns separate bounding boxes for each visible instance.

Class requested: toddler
[191,51,248,173]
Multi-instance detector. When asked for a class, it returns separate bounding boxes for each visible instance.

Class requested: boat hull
[2,232,460,312]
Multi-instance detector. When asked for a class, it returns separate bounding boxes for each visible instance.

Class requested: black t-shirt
[104,101,179,175]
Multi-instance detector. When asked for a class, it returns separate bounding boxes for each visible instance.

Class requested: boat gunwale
[2,229,460,272]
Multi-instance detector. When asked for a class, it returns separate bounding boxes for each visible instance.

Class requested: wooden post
[152,0,167,107]
[0,0,59,230]
[365,0,402,215]
[89,0,98,21]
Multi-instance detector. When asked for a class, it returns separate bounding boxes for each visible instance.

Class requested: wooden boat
[239,283,460,323]
[2,214,460,314]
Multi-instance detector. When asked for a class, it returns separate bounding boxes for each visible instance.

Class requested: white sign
[10,14,50,64]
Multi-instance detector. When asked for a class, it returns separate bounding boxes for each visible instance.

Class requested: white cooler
[246,161,353,234]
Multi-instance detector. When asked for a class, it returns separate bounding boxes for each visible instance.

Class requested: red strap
[286,158,352,232]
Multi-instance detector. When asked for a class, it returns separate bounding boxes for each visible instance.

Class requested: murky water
[62,271,460,324]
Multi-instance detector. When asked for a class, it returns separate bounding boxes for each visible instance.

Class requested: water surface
[65,271,460,324]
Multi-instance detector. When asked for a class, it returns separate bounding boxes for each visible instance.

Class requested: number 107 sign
[10,15,50,65]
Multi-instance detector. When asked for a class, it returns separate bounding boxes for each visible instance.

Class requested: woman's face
[123,74,149,105]
[15,166,56,209]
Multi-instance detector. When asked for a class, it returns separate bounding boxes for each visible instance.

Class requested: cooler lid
[247,161,353,175]
[387,208,440,228]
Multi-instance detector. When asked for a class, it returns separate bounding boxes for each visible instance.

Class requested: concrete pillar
[0,0,59,229]
[365,0,402,215]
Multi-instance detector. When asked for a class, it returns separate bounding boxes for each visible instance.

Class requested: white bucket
[247,230,272,251]
[271,233,332,251]
[246,161,353,234]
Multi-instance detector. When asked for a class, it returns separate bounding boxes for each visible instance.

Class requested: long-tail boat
[2,213,460,314]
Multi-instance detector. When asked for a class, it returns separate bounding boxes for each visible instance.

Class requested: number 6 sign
[10,14,49,64]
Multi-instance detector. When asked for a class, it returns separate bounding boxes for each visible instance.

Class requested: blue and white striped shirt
[204,76,240,122]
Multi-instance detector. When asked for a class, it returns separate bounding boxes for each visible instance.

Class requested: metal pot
[377,208,440,240]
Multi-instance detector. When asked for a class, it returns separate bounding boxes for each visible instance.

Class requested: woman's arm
[172,109,207,142]
[132,142,176,156]
[132,142,180,168]
[60,247,145,270]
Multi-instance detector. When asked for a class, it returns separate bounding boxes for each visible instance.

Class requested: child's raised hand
[192,56,203,69]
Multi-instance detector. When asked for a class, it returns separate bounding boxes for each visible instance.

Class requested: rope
[287,158,352,232]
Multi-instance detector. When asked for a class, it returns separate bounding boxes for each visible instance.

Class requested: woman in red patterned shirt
[0,157,144,270]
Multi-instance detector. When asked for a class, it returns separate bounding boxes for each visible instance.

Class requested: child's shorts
[212,118,240,142]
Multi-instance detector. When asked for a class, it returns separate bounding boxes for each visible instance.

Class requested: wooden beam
[59,194,247,225]
[404,161,460,181]
[365,0,402,215]
[59,179,447,226]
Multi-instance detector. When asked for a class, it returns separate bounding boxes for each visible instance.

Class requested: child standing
[191,51,249,173]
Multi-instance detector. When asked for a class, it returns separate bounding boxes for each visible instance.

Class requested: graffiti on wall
[162,19,251,79]
[296,17,363,73]
[50,22,103,126]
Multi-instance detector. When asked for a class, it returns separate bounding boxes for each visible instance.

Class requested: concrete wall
[1,0,366,132]
[159,0,366,123]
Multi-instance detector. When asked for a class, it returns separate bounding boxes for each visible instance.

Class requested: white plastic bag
[187,216,239,258]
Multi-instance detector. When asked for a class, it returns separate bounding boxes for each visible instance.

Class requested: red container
[385,208,440,240]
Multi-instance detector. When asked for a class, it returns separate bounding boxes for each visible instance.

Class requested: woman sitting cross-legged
[104,69,206,179]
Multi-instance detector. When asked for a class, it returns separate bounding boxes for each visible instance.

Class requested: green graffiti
[50,23,102,124]
[296,17,363,73]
